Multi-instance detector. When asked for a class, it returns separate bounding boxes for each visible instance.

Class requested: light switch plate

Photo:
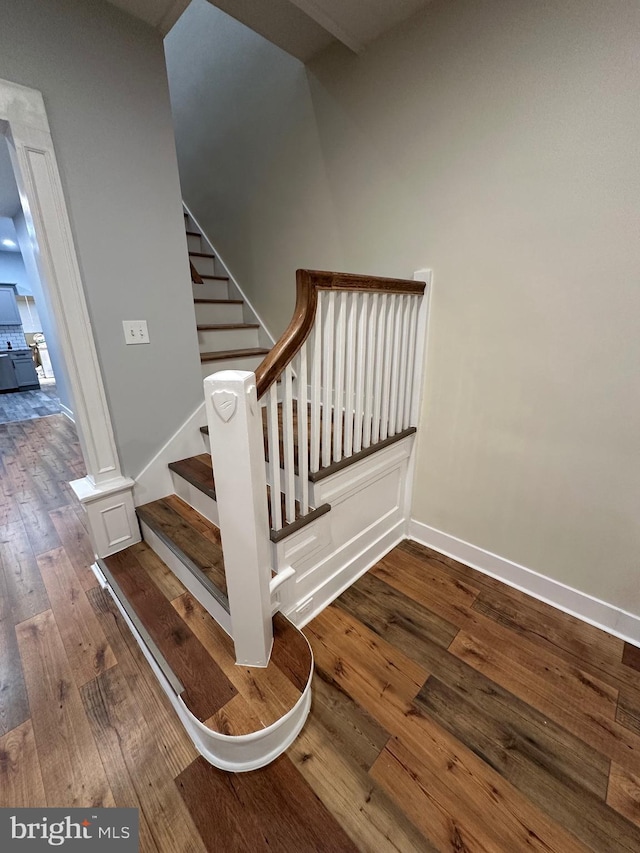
[123,320,150,345]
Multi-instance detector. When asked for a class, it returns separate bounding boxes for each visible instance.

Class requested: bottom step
[95,542,313,772]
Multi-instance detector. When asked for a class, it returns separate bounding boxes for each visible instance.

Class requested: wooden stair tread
[169,455,216,500]
[200,347,270,362]
[101,543,312,734]
[199,275,230,281]
[189,251,216,259]
[102,545,236,723]
[137,494,227,597]
[194,298,243,304]
[185,230,200,236]
[196,323,260,331]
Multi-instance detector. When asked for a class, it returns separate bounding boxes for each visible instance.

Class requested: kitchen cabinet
[11,351,39,389]
[0,353,16,391]
[0,285,21,325]
[0,350,39,392]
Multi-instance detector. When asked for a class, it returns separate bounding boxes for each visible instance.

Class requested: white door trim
[0,76,139,557]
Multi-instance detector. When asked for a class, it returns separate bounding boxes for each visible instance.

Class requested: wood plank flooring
[2,415,640,850]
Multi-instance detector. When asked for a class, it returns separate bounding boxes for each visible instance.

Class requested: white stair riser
[170,470,220,527]
[140,520,232,635]
[187,233,202,252]
[197,327,260,351]
[201,355,265,380]
[194,302,244,324]
[192,280,229,300]
[191,255,216,276]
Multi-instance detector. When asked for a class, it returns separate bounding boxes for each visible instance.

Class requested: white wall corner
[70,475,140,558]
[133,400,206,506]
[408,519,640,648]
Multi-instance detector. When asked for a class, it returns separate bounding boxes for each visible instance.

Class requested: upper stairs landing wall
[165,0,343,342]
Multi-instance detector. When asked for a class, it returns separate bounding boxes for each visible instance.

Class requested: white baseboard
[133,401,206,506]
[408,519,640,648]
[60,403,74,423]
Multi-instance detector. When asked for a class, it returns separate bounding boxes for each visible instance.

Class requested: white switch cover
[123,320,150,345]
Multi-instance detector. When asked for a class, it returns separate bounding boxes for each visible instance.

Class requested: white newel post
[204,370,273,667]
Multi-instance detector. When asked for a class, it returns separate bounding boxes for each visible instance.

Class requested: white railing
[204,270,427,665]
[261,277,426,537]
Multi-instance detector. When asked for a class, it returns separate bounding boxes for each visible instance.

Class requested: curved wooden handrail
[255,269,426,399]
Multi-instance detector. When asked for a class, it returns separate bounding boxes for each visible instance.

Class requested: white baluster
[343,292,358,457]
[353,293,367,454]
[321,292,335,468]
[388,294,403,437]
[282,363,296,523]
[333,292,347,463]
[371,293,386,444]
[363,292,377,448]
[404,295,419,428]
[310,305,322,473]
[297,343,309,514]
[396,295,410,433]
[266,384,282,531]
[380,293,395,441]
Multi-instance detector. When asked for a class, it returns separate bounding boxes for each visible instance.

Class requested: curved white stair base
[91,561,313,773]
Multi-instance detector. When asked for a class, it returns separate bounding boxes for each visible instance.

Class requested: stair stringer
[273,434,416,626]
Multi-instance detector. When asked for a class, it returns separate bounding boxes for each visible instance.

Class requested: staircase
[184,211,271,377]
[92,220,431,772]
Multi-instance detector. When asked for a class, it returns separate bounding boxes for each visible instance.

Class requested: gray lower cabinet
[11,351,39,389]
[0,353,16,391]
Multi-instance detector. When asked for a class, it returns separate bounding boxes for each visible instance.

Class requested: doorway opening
[0,135,64,424]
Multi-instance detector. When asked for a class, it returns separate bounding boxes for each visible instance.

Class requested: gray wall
[166,0,640,616]
[0,0,202,475]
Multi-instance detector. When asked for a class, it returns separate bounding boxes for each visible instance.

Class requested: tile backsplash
[0,325,28,350]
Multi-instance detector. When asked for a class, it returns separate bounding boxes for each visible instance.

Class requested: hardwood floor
[2,415,640,850]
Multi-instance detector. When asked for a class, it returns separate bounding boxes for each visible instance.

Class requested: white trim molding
[409,519,640,648]
[59,403,75,423]
[0,76,138,556]
[72,476,139,559]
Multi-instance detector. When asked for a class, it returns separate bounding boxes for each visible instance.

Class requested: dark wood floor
[0,382,60,423]
[1,415,640,851]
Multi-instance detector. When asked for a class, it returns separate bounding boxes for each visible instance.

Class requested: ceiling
[105,0,433,61]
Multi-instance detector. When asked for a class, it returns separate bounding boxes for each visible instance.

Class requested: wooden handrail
[255,269,425,399]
